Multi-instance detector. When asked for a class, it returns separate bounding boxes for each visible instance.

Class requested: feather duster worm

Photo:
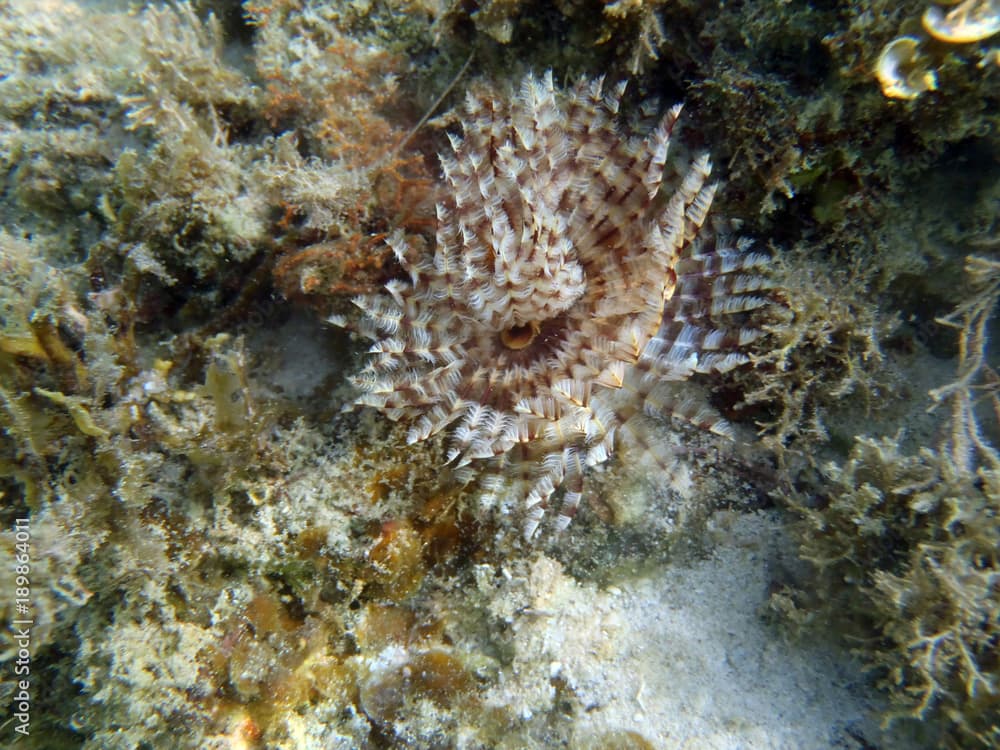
[340,72,773,538]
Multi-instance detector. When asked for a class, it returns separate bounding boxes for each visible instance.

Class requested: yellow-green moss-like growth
[794,437,998,744]
[784,256,1000,748]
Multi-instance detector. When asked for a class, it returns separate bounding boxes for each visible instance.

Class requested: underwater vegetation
[774,256,1000,750]
[0,0,996,748]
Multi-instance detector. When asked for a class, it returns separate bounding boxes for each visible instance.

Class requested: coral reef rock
[342,71,774,538]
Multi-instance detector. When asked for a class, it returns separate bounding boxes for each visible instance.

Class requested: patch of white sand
[484,511,892,749]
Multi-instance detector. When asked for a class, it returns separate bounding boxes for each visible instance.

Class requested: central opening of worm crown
[500,322,539,350]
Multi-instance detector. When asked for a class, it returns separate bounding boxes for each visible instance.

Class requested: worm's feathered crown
[344,72,772,538]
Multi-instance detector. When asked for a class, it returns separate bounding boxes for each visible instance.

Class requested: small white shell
[875,36,938,100]
[923,0,1000,44]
